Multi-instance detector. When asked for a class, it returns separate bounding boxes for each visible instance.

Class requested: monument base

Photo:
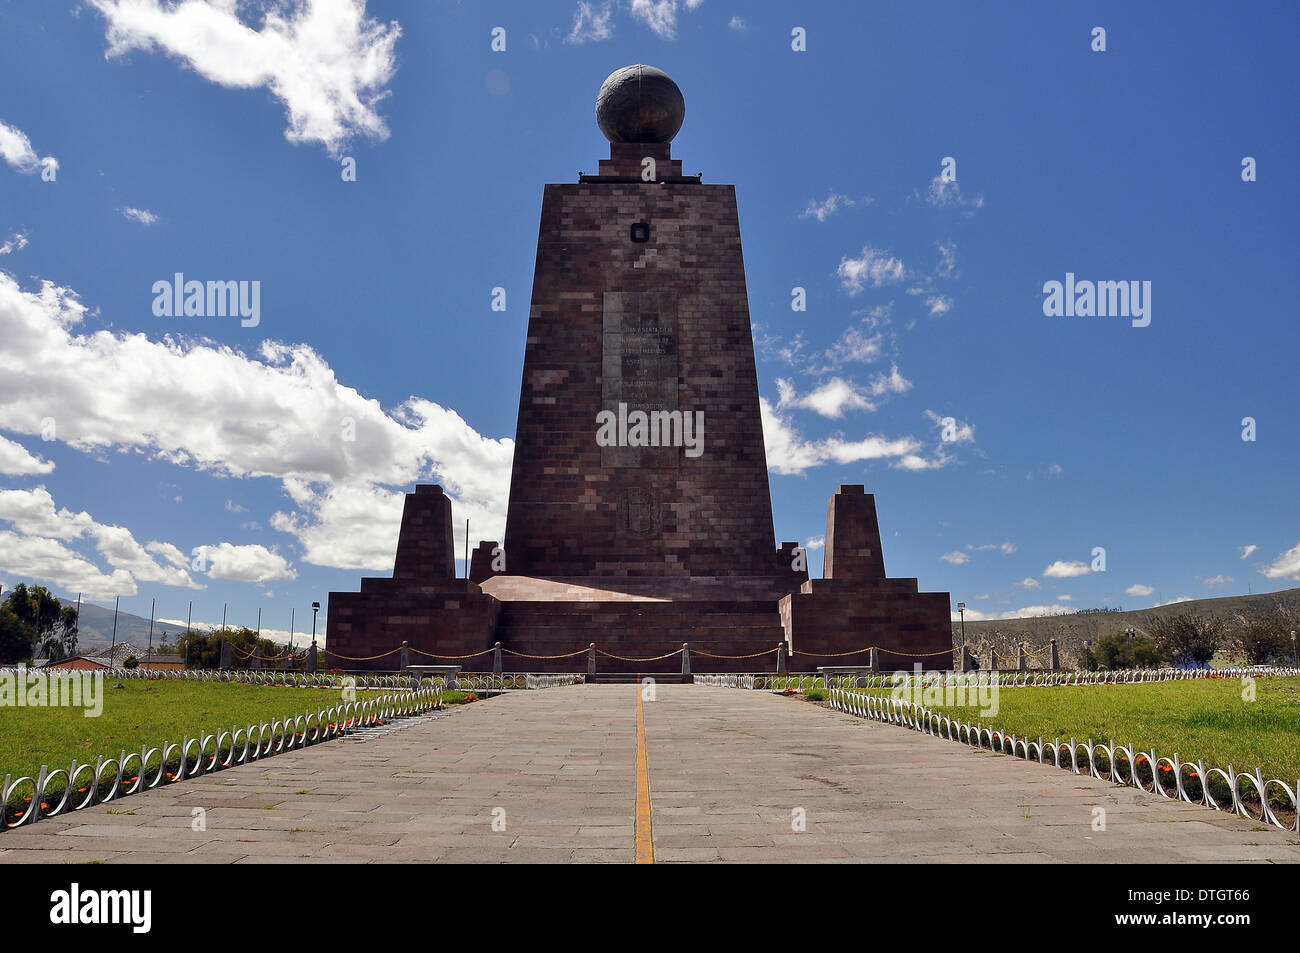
[326,485,953,674]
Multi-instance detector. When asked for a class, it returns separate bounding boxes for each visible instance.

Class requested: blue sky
[0,0,1297,643]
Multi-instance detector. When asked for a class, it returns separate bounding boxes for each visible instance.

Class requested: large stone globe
[595,64,685,144]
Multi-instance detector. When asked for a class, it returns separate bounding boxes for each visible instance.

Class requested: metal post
[960,644,973,673]
[1017,642,1028,671]
[110,595,119,667]
[147,597,155,660]
[990,649,999,671]
[1049,638,1060,670]
[681,642,691,681]
[400,640,410,672]
[587,643,596,682]
[776,641,788,675]
[493,641,502,675]
[868,646,879,673]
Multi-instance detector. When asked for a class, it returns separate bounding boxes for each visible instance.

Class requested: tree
[1229,609,1295,665]
[2,584,77,664]
[39,604,79,663]
[176,626,285,669]
[1095,631,1161,670]
[123,655,139,669]
[0,604,36,664]
[1148,613,1223,668]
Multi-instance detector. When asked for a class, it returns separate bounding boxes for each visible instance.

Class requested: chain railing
[826,686,1299,833]
[1,686,444,831]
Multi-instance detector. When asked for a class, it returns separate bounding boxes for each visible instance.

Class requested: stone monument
[326,65,952,674]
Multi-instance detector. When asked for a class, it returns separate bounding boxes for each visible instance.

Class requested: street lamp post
[957,602,966,646]
[1292,630,1297,668]
[311,602,320,668]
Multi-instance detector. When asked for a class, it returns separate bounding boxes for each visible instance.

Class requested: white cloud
[774,365,911,421]
[0,232,29,255]
[1056,594,1073,602]
[0,531,136,599]
[1204,574,1233,587]
[0,120,58,176]
[628,0,703,40]
[777,377,874,418]
[804,535,824,550]
[924,174,984,210]
[123,207,159,225]
[935,242,956,278]
[196,541,294,583]
[728,15,745,31]
[968,541,1016,555]
[925,294,952,318]
[0,485,201,591]
[759,397,936,476]
[1155,596,1194,607]
[0,435,54,475]
[566,1,614,43]
[940,550,969,565]
[924,409,975,445]
[837,246,905,294]
[0,270,515,571]
[1125,583,1155,597]
[1011,604,1073,618]
[1043,560,1091,579]
[955,603,1073,622]
[1239,544,1257,559]
[867,364,911,398]
[800,191,855,222]
[824,326,884,366]
[90,0,402,157]
[1017,577,1041,590]
[1260,541,1300,581]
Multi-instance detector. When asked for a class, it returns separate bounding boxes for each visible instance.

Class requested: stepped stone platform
[326,66,952,675]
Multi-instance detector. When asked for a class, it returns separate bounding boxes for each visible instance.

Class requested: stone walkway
[2,684,1297,863]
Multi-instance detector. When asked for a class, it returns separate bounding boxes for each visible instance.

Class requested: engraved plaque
[601,290,679,468]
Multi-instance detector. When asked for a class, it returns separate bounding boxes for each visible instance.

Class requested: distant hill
[951,588,1300,667]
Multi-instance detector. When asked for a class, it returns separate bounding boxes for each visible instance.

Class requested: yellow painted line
[635,685,654,864]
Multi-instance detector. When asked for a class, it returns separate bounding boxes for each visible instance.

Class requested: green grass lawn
[852,676,1300,782]
[0,679,472,785]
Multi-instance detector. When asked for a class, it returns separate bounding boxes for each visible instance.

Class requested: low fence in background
[694,666,1299,692]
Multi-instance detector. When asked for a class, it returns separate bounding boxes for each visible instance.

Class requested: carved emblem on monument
[618,485,661,539]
